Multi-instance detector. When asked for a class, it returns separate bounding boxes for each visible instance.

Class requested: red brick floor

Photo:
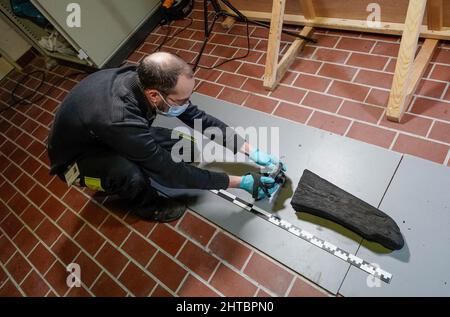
[0,1,449,297]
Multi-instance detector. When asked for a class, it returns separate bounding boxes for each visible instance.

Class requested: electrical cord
[0,69,87,114]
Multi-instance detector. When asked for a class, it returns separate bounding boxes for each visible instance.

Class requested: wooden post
[386,0,427,122]
[263,0,287,90]
[299,0,316,20]
[426,0,443,30]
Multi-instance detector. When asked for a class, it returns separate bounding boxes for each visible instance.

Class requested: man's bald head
[137,52,193,94]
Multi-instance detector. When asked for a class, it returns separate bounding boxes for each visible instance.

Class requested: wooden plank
[225,10,450,40]
[426,0,443,30]
[386,0,428,122]
[221,16,236,29]
[275,26,315,86]
[263,0,286,90]
[299,0,316,19]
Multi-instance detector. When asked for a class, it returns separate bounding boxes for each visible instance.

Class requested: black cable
[153,17,194,53]
[0,69,86,114]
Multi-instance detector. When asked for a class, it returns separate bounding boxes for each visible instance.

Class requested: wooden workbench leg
[263,0,286,90]
[386,0,427,122]
[276,26,315,85]
[426,0,443,31]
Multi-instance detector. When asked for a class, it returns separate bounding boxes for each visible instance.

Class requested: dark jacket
[47,66,245,190]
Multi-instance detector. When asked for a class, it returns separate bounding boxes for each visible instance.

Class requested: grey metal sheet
[153,93,402,294]
[339,155,450,296]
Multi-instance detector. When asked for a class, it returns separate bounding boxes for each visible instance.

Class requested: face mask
[156,92,190,117]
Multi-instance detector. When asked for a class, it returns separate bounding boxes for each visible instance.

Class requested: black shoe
[138,197,186,223]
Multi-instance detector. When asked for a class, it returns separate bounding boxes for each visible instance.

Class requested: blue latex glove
[249,148,287,171]
[239,174,280,200]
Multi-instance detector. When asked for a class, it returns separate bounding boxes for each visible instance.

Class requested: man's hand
[239,174,280,200]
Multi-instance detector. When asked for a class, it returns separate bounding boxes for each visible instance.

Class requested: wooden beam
[299,0,316,20]
[387,0,428,122]
[224,10,450,41]
[263,0,286,90]
[275,26,315,87]
[426,0,443,31]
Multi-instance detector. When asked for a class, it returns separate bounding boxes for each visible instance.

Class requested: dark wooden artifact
[291,169,404,250]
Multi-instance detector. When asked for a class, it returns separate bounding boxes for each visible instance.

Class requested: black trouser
[61,127,196,218]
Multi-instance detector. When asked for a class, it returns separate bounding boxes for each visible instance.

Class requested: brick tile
[179,212,217,246]
[26,140,45,158]
[241,78,269,96]
[279,71,298,85]
[244,253,294,296]
[293,74,331,92]
[318,63,357,81]
[217,72,247,88]
[209,232,252,269]
[288,278,328,297]
[197,55,220,68]
[313,48,349,63]
[274,102,312,124]
[66,286,92,297]
[178,275,220,297]
[36,111,53,127]
[7,192,29,215]
[210,264,257,297]
[20,205,44,231]
[256,288,272,297]
[0,181,15,204]
[302,92,342,113]
[346,122,396,149]
[98,216,131,247]
[10,148,28,166]
[79,202,108,228]
[432,48,450,63]
[411,98,450,121]
[338,101,384,124]
[393,134,449,164]
[6,253,32,284]
[119,262,156,297]
[291,58,322,74]
[27,243,56,275]
[51,235,80,265]
[35,216,62,246]
[195,81,224,98]
[41,196,66,221]
[121,232,157,267]
[313,34,339,47]
[217,87,249,105]
[21,270,50,296]
[355,70,393,89]
[57,210,84,237]
[74,225,105,255]
[41,99,59,112]
[336,37,375,52]
[62,188,89,212]
[95,242,129,277]
[15,133,34,150]
[366,88,390,107]
[416,79,447,98]
[429,121,450,144]
[177,241,219,280]
[14,173,33,197]
[270,85,306,104]
[308,112,351,135]
[430,64,450,82]
[47,177,69,198]
[195,68,222,82]
[123,213,156,237]
[238,49,263,64]
[13,227,38,256]
[347,53,388,70]
[27,184,49,207]
[149,223,185,256]
[210,33,235,46]
[91,272,127,297]
[380,114,432,137]
[151,284,173,297]
[172,38,195,50]
[372,42,400,57]
[147,252,187,292]
[0,280,22,297]
[216,59,242,73]
[237,63,265,79]
[44,261,71,296]
[3,163,22,184]
[72,252,102,288]
[1,212,22,238]
[33,165,53,188]
[328,81,370,101]
[211,45,238,58]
